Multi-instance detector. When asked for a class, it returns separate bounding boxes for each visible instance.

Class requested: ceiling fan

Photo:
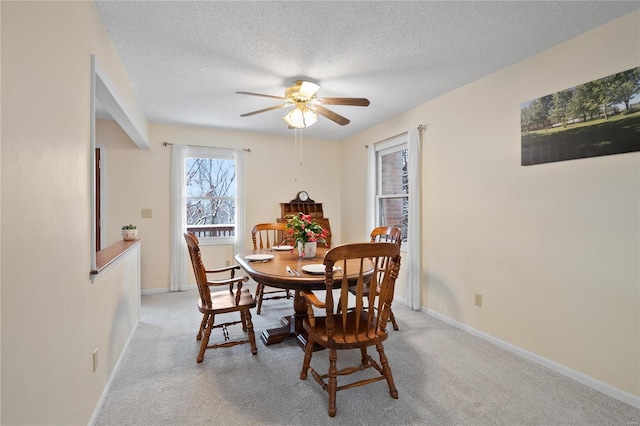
[237,80,370,128]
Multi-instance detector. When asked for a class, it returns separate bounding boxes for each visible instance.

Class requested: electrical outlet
[93,348,98,372]
[474,293,483,307]
[141,208,152,218]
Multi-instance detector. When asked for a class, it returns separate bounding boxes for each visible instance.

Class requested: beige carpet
[94,286,639,425]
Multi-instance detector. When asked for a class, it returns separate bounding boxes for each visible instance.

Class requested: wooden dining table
[235,246,374,350]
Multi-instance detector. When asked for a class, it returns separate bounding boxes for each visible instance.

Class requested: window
[185,148,236,244]
[376,139,409,245]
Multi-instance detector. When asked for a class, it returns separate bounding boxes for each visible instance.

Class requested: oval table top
[235,246,373,290]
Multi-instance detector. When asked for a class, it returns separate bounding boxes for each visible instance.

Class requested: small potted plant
[121,224,138,241]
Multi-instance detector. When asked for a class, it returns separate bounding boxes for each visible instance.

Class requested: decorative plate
[272,245,294,251]
[301,264,326,274]
[301,264,340,275]
[245,254,274,261]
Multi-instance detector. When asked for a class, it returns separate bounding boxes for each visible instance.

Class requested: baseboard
[423,307,640,410]
[141,287,171,295]
[88,318,140,425]
[394,295,407,305]
[141,284,197,296]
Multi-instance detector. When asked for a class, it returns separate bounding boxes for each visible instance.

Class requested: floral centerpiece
[285,213,328,258]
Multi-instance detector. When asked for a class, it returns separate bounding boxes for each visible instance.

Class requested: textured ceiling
[95,1,639,140]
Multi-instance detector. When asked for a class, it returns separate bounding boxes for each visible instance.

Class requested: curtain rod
[162,141,251,152]
[364,124,426,148]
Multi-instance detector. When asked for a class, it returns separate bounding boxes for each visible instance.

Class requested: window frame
[185,146,237,246]
[375,137,409,249]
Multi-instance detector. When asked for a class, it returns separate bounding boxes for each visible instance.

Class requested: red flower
[284,212,327,248]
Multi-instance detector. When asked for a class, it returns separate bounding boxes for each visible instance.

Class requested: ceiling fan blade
[298,81,320,98]
[315,105,350,126]
[236,91,287,101]
[240,104,289,117]
[319,97,370,106]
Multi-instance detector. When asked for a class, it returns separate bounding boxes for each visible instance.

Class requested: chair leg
[244,309,258,355]
[197,313,207,341]
[255,283,264,314]
[376,343,398,399]
[240,310,247,331]
[197,314,215,363]
[328,348,338,417]
[300,337,314,380]
[389,308,399,331]
[360,347,368,365]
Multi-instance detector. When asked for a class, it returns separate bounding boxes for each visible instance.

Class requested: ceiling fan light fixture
[239,79,368,127]
[282,105,318,128]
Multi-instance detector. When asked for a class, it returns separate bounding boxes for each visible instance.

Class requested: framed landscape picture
[521,67,640,166]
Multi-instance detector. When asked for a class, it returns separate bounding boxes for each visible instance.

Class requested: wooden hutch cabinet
[279,191,332,247]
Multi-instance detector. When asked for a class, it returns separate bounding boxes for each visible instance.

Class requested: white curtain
[170,144,188,291]
[406,128,423,310]
[234,149,246,256]
[365,144,376,240]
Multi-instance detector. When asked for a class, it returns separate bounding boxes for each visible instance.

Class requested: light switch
[141,208,152,218]
[474,293,483,307]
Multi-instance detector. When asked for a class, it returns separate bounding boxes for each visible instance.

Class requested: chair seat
[198,288,256,315]
[303,311,388,349]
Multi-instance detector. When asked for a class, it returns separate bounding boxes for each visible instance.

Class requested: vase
[297,241,317,258]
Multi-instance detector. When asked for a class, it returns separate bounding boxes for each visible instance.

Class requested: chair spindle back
[323,242,401,341]
[370,225,402,246]
[251,223,288,250]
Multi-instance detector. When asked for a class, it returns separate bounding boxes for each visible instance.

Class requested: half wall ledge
[92,239,141,275]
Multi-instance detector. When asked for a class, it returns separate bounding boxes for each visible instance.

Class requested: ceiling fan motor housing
[285,80,318,103]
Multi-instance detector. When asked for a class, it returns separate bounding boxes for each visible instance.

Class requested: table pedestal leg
[259,289,322,351]
[259,315,295,345]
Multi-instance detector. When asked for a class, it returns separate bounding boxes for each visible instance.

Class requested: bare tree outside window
[186,157,236,238]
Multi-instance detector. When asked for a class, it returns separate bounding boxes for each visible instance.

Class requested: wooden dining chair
[370,226,402,245]
[299,242,401,417]
[345,226,402,330]
[369,226,402,330]
[184,232,257,362]
[251,222,292,314]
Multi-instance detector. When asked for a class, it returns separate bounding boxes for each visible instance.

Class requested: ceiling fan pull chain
[294,128,299,182]
[299,128,303,166]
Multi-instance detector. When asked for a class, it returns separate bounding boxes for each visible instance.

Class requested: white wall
[1,2,147,424]
[341,11,640,401]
